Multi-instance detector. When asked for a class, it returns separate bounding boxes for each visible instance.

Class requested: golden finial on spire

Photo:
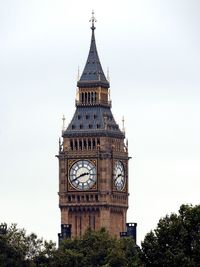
[122,116,125,133]
[89,10,97,30]
[107,67,110,82]
[62,114,66,134]
[77,66,80,81]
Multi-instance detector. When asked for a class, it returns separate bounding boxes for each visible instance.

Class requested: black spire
[77,12,110,88]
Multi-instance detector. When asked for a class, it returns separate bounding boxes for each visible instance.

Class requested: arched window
[79,139,82,150]
[97,138,100,146]
[92,138,96,148]
[91,92,94,103]
[70,140,73,150]
[83,139,87,149]
[74,140,78,150]
[88,139,91,149]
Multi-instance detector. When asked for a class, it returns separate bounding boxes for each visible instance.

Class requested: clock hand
[72,172,90,182]
[115,173,124,181]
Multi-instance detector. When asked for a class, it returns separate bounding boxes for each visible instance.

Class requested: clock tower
[58,14,129,238]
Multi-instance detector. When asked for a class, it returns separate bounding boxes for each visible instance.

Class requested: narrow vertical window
[75,140,78,150]
[93,138,96,148]
[70,140,73,150]
[88,139,91,149]
[84,139,87,149]
[91,92,94,103]
[79,139,82,150]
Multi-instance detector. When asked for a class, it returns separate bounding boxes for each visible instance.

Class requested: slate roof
[77,26,110,88]
[63,106,124,138]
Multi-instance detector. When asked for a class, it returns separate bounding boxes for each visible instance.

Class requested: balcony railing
[76,100,112,108]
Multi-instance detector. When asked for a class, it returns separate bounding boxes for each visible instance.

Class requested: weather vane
[89,10,97,30]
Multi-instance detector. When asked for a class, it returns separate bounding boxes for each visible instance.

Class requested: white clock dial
[69,160,97,190]
[113,161,125,191]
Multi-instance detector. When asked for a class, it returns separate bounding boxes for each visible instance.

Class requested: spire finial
[62,114,66,134]
[122,116,125,133]
[107,67,110,82]
[89,10,97,30]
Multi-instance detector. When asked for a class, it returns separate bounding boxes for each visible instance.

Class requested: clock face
[113,161,125,191]
[69,160,97,190]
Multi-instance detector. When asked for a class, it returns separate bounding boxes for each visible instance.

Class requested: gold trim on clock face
[113,161,125,191]
[69,160,97,191]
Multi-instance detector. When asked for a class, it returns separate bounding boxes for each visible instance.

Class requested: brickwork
[58,131,129,237]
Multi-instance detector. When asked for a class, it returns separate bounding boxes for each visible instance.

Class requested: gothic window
[92,138,96,148]
[70,140,73,150]
[72,124,75,129]
[97,138,100,146]
[74,140,78,150]
[86,114,89,119]
[80,124,83,129]
[89,124,92,129]
[79,139,82,150]
[83,139,87,149]
[88,139,91,149]
[97,124,100,129]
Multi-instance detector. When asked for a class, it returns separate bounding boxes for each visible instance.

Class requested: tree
[53,228,140,267]
[141,204,200,267]
[0,223,56,267]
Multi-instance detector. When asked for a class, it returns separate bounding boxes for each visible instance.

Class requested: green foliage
[2,204,199,267]
[0,223,56,267]
[53,228,140,267]
[141,204,200,267]
[0,224,140,267]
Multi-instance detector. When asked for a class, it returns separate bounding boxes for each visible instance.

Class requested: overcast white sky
[0,0,200,245]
